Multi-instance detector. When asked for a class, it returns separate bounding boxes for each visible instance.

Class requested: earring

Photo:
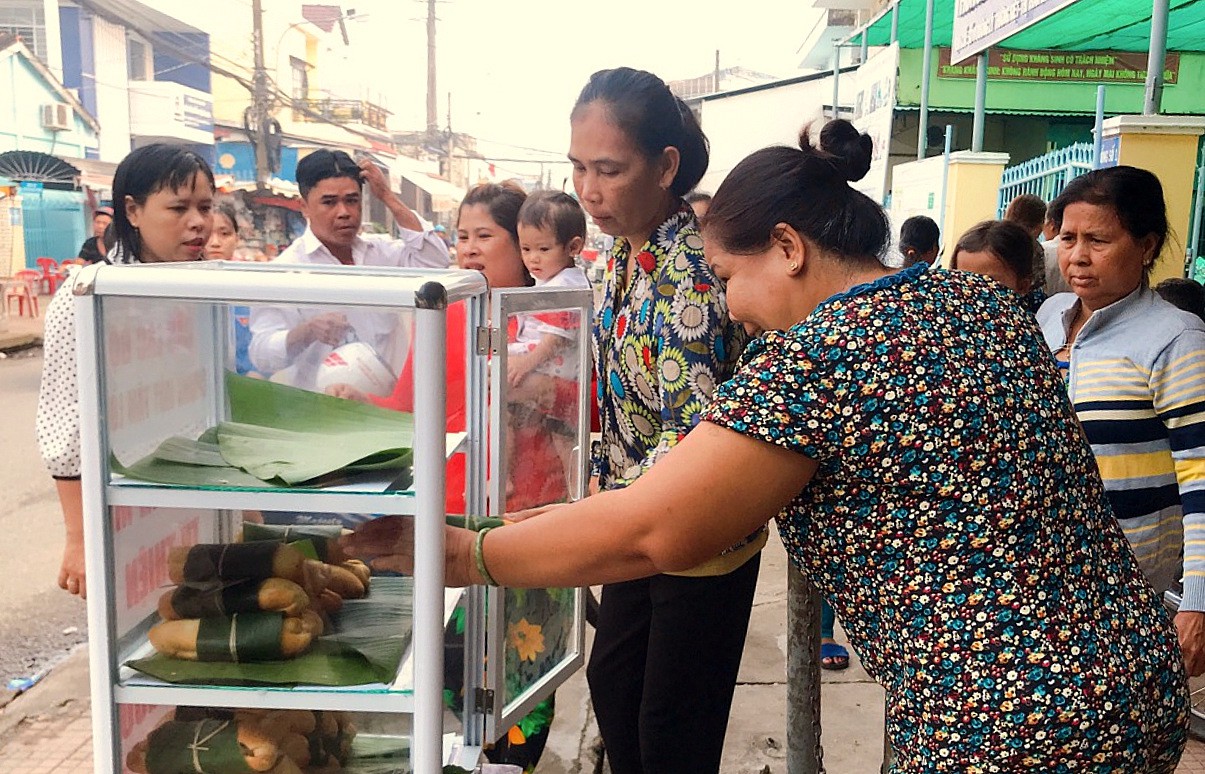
[789,263,799,271]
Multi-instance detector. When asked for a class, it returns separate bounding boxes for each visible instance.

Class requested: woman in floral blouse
[346,119,1190,770]
[569,67,757,773]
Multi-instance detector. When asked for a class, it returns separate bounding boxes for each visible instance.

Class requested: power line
[472,137,567,157]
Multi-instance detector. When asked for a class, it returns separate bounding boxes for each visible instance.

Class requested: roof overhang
[853,0,1205,56]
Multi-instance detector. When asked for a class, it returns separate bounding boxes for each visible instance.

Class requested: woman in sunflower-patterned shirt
[385,118,1192,771]
[568,67,759,774]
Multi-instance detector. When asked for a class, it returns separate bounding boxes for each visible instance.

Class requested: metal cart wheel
[1163,589,1205,740]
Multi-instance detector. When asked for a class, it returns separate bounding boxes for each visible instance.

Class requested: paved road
[0,350,88,688]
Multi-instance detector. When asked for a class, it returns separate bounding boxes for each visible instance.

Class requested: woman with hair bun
[347,119,1189,770]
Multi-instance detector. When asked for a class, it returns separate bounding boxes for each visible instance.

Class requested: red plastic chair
[35,257,60,295]
[4,270,41,317]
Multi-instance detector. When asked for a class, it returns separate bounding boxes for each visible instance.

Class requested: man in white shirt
[249,149,450,385]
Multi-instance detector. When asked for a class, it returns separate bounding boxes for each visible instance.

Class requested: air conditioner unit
[41,103,71,132]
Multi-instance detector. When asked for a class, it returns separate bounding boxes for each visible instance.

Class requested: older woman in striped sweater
[1038,164,1205,676]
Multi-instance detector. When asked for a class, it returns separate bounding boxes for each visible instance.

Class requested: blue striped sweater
[1039,285,1205,612]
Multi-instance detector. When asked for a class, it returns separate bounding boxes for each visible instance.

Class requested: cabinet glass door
[484,286,592,741]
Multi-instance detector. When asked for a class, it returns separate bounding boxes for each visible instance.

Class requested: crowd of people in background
[37,63,1205,773]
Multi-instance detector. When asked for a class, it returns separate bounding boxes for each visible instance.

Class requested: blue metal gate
[997,143,1095,219]
[18,183,86,268]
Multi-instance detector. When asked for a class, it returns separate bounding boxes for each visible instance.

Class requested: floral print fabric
[703,264,1188,771]
[592,204,744,488]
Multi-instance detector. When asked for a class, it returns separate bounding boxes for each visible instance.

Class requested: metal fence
[996,143,1095,218]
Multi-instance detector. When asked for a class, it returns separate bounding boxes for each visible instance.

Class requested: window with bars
[0,0,47,62]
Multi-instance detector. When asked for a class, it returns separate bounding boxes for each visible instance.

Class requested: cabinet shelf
[113,588,463,713]
[104,433,468,513]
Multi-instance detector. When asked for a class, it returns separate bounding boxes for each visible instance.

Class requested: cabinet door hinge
[474,687,495,714]
[475,326,500,355]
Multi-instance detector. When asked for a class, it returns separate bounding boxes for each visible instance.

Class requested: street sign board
[1097,136,1120,168]
[938,48,1180,84]
[952,0,1078,64]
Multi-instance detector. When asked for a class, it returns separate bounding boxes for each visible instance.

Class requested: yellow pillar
[939,151,1010,267]
[1102,115,1205,283]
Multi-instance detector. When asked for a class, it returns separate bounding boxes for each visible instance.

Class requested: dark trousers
[586,552,761,774]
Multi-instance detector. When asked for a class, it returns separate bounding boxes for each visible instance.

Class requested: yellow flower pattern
[507,617,545,663]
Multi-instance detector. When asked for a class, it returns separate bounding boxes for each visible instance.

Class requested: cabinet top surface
[74,262,488,308]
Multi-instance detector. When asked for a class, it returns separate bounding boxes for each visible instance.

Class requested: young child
[505,191,591,499]
[507,191,590,388]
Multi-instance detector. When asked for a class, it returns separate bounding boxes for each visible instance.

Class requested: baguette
[157,578,309,620]
[168,543,307,585]
[126,718,280,773]
[148,612,317,661]
[313,588,343,614]
[326,564,366,599]
[340,559,371,587]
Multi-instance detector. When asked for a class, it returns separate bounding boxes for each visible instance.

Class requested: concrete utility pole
[445,92,455,182]
[714,49,721,93]
[251,0,271,190]
[426,0,438,134]
[971,50,988,152]
[917,0,935,159]
[786,565,823,773]
[1144,0,1170,115]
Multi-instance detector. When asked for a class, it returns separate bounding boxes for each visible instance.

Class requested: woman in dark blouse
[348,121,1189,771]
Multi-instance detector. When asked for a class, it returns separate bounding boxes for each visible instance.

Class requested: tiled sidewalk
[3,706,1205,773]
[0,707,91,774]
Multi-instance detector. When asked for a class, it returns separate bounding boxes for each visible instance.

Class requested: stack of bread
[148,542,371,662]
[127,708,356,774]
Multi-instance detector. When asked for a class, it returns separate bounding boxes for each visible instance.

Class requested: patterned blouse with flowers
[702,264,1188,771]
[592,204,762,572]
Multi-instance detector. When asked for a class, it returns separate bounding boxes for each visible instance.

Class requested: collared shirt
[592,205,743,488]
[1038,285,1205,611]
[248,226,449,381]
[591,204,762,575]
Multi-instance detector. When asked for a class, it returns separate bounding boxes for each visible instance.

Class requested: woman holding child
[347,117,1190,770]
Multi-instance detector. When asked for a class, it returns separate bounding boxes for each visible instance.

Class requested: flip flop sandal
[820,642,850,671]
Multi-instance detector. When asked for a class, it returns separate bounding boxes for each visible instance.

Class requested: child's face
[518,223,576,282]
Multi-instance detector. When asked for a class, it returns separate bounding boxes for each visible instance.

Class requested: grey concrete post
[786,564,823,773]
[972,50,988,152]
[917,0,936,159]
[832,49,841,120]
[1144,0,1170,115]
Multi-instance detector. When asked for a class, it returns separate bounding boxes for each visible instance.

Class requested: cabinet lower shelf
[112,588,463,713]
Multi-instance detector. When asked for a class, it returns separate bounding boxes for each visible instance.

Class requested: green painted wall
[898,49,1205,116]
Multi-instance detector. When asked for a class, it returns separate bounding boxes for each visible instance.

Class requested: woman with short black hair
[37,144,214,599]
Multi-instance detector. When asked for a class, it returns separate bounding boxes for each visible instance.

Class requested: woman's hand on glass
[339,516,482,586]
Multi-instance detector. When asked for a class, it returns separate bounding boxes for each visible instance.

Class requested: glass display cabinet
[71,261,591,774]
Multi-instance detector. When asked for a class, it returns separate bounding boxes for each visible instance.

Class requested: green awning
[860,0,1205,53]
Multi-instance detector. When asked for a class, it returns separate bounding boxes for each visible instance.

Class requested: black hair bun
[817,120,873,183]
